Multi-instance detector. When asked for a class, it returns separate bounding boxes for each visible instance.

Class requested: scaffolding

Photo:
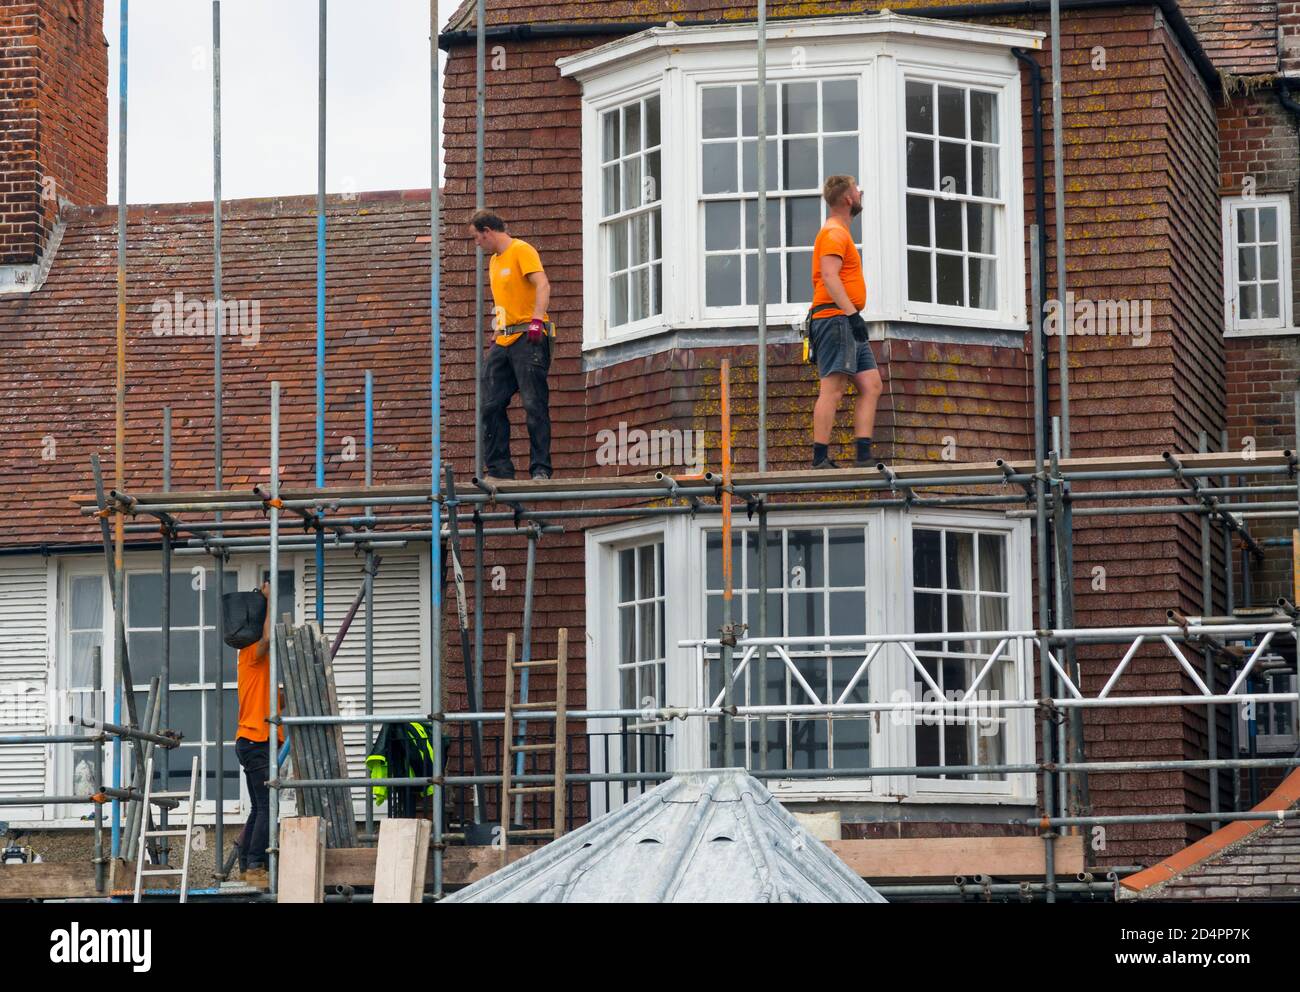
[1,0,1299,905]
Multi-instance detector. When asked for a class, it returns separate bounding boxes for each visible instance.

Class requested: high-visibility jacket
[365,721,438,810]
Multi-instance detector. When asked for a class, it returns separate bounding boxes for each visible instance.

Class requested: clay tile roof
[1120,767,1300,901]
[0,191,435,549]
[1179,0,1277,76]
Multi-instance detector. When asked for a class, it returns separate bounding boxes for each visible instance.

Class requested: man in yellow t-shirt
[470,210,555,481]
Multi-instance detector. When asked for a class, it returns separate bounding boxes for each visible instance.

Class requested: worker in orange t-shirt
[806,174,884,469]
[234,580,282,885]
[470,209,555,481]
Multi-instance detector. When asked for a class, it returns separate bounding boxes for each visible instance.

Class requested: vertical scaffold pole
[431,0,445,898]
[755,0,769,774]
[472,0,486,760]
[720,359,735,762]
[315,0,328,626]
[211,0,227,865]
[160,407,172,861]
[364,370,375,840]
[268,381,282,892]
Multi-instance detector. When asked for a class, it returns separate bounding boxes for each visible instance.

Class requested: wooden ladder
[500,628,568,858]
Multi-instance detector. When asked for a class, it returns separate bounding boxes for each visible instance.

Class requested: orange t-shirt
[237,643,285,744]
[810,218,866,318]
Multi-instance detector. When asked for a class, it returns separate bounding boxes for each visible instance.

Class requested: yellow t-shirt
[489,238,550,346]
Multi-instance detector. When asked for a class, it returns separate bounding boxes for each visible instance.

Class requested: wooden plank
[827,835,1085,881]
[323,845,527,889]
[373,819,432,903]
[0,863,102,900]
[315,626,358,848]
[277,816,326,904]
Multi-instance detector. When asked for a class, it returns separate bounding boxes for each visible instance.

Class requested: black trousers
[235,736,270,869]
[481,335,552,479]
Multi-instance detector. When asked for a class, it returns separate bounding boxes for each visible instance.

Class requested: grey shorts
[810,315,877,378]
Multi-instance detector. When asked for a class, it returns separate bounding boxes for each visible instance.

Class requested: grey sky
[105,0,453,204]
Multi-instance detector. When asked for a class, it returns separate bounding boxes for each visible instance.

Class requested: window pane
[791,719,828,769]
[743,198,777,250]
[602,164,619,216]
[645,95,661,147]
[740,82,777,136]
[970,257,997,311]
[68,631,102,689]
[630,268,650,323]
[741,138,778,193]
[610,272,628,326]
[783,138,819,190]
[788,251,814,303]
[905,80,933,133]
[702,144,738,195]
[834,719,870,768]
[637,603,655,663]
[829,591,865,635]
[907,195,931,247]
[1239,208,1256,242]
[972,146,999,198]
[170,630,202,685]
[1259,205,1278,242]
[828,530,866,585]
[939,141,967,195]
[1239,246,1258,281]
[631,213,650,266]
[71,576,103,630]
[705,201,741,251]
[128,573,163,627]
[968,203,996,254]
[914,592,943,634]
[743,252,782,307]
[1260,244,1279,280]
[823,134,858,181]
[127,630,164,684]
[602,110,619,162]
[970,90,998,142]
[906,137,934,189]
[623,102,642,155]
[619,549,635,602]
[946,531,976,589]
[645,151,661,204]
[619,606,635,663]
[938,86,966,138]
[822,79,858,132]
[705,255,742,307]
[1260,283,1281,319]
[783,81,818,134]
[979,534,1006,591]
[702,87,737,139]
[206,743,239,802]
[935,198,962,251]
[171,570,202,628]
[937,253,964,306]
[913,529,942,587]
[622,157,642,211]
[787,530,824,587]
[907,251,932,303]
[1240,284,1259,320]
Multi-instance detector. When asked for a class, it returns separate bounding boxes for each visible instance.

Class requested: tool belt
[502,319,557,339]
[801,304,842,365]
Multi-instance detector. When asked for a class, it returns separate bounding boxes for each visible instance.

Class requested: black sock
[856,437,873,462]
[813,443,829,464]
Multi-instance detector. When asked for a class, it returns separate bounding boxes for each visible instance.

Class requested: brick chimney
[0,0,107,292]
[1282,1,1300,76]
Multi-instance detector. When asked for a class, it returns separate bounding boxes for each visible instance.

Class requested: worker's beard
[850,199,863,217]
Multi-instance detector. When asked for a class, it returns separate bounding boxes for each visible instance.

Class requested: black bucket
[222,591,267,650]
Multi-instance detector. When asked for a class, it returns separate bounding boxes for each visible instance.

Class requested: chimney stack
[0,0,107,292]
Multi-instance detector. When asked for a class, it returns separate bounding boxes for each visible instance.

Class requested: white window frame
[561,13,1038,349]
[1222,194,1295,337]
[585,507,1034,807]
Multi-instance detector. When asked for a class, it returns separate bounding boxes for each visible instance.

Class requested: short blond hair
[822,175,857,208]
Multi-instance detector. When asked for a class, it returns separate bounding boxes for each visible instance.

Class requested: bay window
[561,13,1037,348]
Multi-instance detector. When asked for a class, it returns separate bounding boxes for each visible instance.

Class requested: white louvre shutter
[0,559,50,821]
[301,551,429,817]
